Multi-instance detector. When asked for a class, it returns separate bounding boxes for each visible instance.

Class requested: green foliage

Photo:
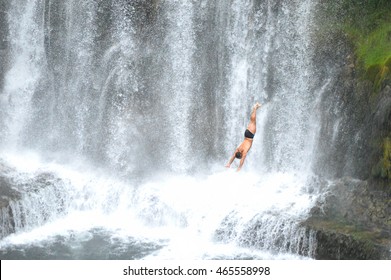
[357,22,391,94]
[357,23,391,68]
[325,0,391,89]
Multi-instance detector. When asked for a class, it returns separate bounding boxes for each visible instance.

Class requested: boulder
[0,160,68,239]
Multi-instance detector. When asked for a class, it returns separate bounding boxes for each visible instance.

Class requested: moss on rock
[366,63,391,97]
[372,137,391,180]
[304,218,391,259]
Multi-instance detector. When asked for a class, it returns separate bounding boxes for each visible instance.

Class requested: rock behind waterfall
[0,161,21,209]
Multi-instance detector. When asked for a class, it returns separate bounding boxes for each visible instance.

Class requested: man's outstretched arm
[237,154,247,171]
[225,150,237,168]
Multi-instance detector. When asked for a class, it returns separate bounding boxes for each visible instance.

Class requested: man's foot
[253,102,261,110]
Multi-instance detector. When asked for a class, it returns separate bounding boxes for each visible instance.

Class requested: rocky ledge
[0,160,68,239]
[0,161,21,209]
[303,177,391,259]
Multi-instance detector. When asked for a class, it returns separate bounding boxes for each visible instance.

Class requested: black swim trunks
[244,129,254,139]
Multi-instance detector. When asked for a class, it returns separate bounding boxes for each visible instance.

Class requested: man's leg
[247,103,261,133]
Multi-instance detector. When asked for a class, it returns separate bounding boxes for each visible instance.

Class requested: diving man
[225,102,262,171]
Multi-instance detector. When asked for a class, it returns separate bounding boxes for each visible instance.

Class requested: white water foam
[0,151,317,259]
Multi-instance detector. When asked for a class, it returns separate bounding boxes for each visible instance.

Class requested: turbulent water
[0,0,330,259]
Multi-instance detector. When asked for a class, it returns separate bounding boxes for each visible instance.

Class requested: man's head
[235,152,242,159]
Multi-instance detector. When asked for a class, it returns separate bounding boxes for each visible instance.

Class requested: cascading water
[0,0,328,259]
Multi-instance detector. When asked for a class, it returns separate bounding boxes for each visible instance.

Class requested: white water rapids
[0,0,328,259]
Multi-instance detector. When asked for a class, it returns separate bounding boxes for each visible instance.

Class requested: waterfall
[0,0,329,259]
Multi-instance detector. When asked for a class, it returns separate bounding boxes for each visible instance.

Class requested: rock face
[304,177,391,259]
[312,227,390,259]
[311,20,391,182]
[315,178,390,227]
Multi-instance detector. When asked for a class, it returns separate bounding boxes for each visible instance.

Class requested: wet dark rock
[0,162,21,209]
[0,160,68,239]
[303,177,391,259]
[311,225,390,260]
